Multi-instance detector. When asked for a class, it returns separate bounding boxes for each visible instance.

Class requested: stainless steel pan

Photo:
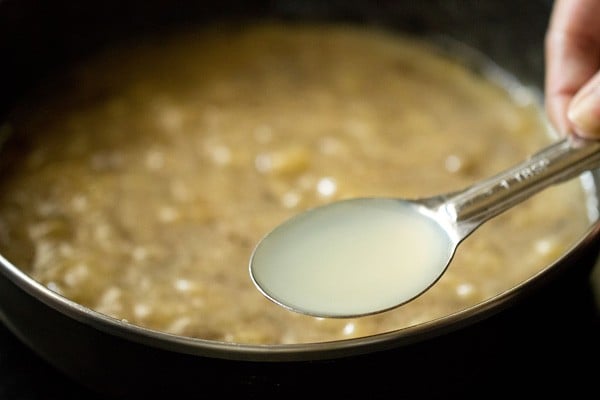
[1,0,598,397]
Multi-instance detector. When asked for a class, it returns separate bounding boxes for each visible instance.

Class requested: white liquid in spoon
[250,198,455,318]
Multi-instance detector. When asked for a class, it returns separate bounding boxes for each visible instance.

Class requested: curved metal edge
[2,210,600,363]
[0,15,598,363]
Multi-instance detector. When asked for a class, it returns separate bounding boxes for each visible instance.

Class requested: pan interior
[0,22,596,346]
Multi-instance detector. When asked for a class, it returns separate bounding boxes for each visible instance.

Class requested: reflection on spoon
[249,136,600,318]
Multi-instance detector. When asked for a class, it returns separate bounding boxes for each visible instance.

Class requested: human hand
[545,0,600,138]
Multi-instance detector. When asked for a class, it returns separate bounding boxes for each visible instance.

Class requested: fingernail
[568,85,600,138]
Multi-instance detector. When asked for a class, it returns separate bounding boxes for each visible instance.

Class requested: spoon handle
[444,135,600,238]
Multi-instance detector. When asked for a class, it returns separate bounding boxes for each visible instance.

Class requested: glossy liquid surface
[251,198,456,317]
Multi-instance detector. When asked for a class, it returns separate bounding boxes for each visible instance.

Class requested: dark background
[1,0,598,398]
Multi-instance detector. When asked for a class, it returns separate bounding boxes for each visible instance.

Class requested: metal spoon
[249,135,600,318]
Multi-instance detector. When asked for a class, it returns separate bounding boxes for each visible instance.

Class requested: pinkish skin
[544,0,600,139]
[567,74,600,138]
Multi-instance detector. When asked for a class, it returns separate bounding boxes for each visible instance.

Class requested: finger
[568,70,600,138]
[544,0,600,135]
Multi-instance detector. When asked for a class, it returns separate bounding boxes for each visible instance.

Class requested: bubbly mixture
[0,23,592,344]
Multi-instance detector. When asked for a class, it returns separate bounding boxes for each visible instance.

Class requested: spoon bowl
[250,135,600,318]
[250,197,457,318]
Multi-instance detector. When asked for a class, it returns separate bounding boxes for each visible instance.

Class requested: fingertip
[567,83,600,138]
[545,96,571,137]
